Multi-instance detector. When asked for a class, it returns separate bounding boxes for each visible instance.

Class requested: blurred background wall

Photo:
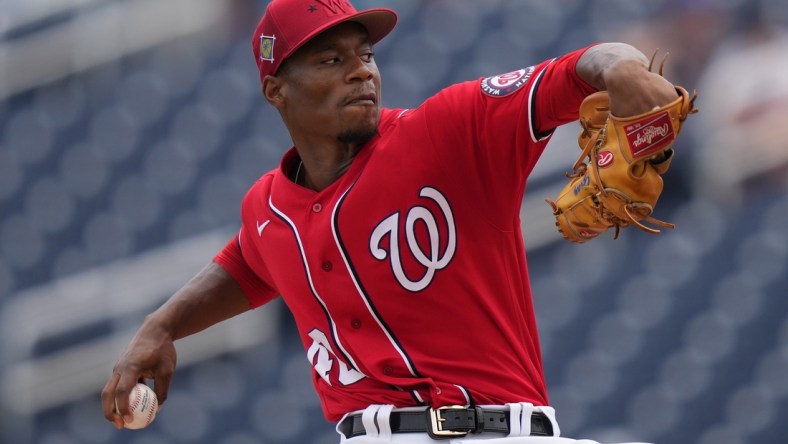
[1,1,787,443]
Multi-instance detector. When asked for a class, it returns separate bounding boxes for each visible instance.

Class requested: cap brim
[348,9,398,44]
[282,8,397,62]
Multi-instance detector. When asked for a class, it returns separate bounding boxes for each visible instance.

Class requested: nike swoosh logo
[256,219,270,237]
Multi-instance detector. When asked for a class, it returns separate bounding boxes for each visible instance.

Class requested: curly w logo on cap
[315,0,349,14]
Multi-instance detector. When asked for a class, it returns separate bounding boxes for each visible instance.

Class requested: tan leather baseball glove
[546,84,697,243]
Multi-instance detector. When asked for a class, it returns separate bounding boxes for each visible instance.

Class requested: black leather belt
[338,406,553,440]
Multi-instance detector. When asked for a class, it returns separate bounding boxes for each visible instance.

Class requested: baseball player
[101,0,695,442]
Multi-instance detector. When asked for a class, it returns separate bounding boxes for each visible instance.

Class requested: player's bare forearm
[101,262,251,429]
[577,42,679,117]
[148,261,252,340]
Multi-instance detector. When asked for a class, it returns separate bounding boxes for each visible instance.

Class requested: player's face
[277,22,381,146]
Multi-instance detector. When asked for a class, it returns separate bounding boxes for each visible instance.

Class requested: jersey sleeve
[531,45,599,136]
[399,46,597,225]
[213,230,278,309]
[434,45,596,146]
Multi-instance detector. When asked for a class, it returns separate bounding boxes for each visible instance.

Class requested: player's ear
[262,75,286,108]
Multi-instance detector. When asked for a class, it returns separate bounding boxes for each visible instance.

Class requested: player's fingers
[153,362,175,407]
[114,369,142,425]
[100,372,125,429]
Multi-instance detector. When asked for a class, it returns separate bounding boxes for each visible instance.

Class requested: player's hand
[101,321,176,429]
[603,59,679,117]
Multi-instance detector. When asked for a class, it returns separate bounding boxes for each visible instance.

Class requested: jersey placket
[316,187,424,387]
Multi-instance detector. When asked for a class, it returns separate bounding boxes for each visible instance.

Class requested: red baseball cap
[252,0,397,85]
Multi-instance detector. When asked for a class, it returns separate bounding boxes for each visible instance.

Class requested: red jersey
[214,48,596,421]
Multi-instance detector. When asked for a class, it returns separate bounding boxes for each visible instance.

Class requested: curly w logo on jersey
[369,187,457,292]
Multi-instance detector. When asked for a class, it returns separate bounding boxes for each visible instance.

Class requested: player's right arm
[100,262,251,429]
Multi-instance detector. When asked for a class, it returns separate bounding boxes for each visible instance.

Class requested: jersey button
[350,318,361,329]
[322,261,333,272]
[312,203,323,213]
[383,366,393,376]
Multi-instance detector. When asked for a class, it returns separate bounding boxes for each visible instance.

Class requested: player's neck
[293,143,361,191]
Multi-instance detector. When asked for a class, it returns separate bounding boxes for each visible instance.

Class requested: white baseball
[121,383,158,430]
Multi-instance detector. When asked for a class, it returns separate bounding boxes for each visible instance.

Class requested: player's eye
[320,56,341,65]
[360,52,375,63]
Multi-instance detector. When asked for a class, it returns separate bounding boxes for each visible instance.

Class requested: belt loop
[377,405,394,441]
[361,405,381,438]
[505,403,523,437]
[534,405,561,437]
[473,406,484,434]
[519,403,535,436]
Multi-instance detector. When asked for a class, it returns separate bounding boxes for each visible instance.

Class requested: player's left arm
[576,42,679,117]
[545,43,698,243]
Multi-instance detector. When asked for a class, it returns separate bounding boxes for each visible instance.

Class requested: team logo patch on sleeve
[480,66,534,97]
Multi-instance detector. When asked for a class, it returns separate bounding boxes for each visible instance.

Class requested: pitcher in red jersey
[102,0,683,442]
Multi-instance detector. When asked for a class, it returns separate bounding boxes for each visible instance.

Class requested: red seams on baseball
[123,383,158,430]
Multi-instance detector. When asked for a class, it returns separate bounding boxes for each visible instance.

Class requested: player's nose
[346,56,375,82]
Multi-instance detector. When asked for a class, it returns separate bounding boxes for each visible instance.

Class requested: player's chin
[337,123,378,146]
[338,113,379,144]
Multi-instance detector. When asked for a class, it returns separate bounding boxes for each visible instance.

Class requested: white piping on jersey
[396,109,411,119]
[528,59,555,143]
[268,195,365,375]
[394,385,426,406]
[455,385,471,406]
[331,185,421,378]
